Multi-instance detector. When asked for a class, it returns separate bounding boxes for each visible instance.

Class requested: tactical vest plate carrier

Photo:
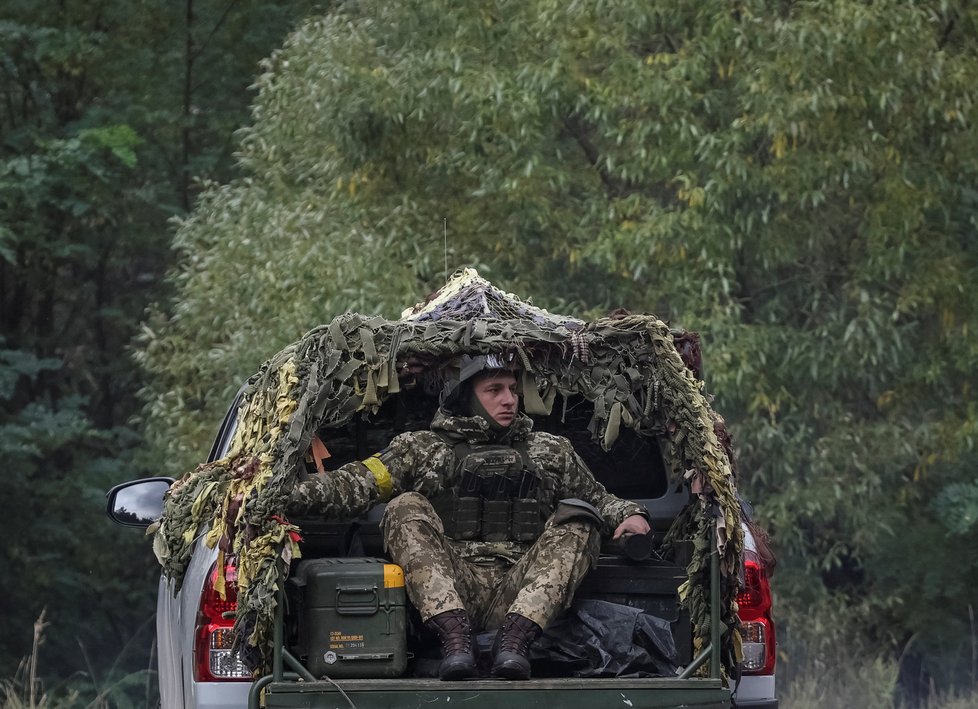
[432,440,549,543]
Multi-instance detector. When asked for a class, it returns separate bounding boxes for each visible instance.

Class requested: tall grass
[1,611,156,709]
[781,657,978,709]
[777,601,978,709]
[780,651,901,709]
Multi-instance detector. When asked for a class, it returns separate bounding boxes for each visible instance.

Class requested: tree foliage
[0,0,318,684]
[0,347,159,684]
[136,0,978,690]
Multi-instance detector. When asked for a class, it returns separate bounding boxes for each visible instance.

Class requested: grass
[1,611,156,709]
[777,617,978,709]
[781,662,978,709]
[780,653,901,709]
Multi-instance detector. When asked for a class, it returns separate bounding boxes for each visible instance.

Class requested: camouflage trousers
[380,492,600,630]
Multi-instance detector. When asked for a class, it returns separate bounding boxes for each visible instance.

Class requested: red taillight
[193,561,251,681]
[737,550,776,675]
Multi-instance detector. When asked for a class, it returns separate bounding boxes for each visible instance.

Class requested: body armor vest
[431,438,549,543]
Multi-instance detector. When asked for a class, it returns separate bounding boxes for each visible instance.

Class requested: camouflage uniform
[288,410,648,630]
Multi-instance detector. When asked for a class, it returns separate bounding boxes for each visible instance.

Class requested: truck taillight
[737,550,776,675]
[194,561,251,681]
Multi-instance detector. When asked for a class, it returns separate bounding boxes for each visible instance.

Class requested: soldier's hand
[613,514,651,540]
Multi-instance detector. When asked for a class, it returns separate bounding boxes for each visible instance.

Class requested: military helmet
[439,352,519,412]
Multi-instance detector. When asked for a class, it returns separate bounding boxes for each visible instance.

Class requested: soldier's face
[472,371,519,427]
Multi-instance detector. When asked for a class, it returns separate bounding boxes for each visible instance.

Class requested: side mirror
[105,477,175,528]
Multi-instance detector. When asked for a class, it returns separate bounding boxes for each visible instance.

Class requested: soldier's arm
[552,437,649,537]
[612,512,651,540]
[286,431,447,519]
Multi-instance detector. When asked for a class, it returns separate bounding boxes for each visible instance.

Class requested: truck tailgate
[257,676,731,708]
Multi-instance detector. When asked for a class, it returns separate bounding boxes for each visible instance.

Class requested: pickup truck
[107,272,777,708]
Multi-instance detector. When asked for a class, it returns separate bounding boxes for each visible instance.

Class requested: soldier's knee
[541,518,601,559]
[381,492,443,535]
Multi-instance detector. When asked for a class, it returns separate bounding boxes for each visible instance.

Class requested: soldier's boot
[490,612,543,680]
[425,609,478,680]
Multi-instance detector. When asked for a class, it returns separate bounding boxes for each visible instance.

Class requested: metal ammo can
[287,557,408,678]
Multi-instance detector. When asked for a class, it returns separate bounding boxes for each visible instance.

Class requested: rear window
[531,394,670,500]
[314,390,671,502]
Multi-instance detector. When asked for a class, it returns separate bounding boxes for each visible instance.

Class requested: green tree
[0,0,319,686]
[137,0,978,695]
[0,346,159,694]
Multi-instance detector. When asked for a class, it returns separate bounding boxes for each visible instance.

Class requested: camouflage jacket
[287,410,648,561]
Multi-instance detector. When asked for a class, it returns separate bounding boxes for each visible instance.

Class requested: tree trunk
[182,0,195,211]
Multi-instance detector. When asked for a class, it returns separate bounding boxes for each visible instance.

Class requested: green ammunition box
[287,557,407,679]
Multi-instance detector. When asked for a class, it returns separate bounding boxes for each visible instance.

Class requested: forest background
[2,1,977,707]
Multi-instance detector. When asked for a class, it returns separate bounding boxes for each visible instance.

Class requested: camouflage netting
[151,268,744,674]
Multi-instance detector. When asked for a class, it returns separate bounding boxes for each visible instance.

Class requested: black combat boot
[490,612,543,680]
[425,609,478,680]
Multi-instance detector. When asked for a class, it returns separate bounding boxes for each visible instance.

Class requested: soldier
[287,354,651,680]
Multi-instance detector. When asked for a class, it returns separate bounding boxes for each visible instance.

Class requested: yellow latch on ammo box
[383,563,404,588]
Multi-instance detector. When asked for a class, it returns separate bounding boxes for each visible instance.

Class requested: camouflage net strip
[152,269,743,673]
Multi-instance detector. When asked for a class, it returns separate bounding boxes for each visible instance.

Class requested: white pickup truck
[108,272,777,709]
[108,388,777,709]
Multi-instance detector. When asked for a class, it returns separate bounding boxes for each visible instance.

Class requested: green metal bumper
[257,676,731,709]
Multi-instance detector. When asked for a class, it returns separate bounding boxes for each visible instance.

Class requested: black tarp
[527,599,679,678]
[412,599,679,679]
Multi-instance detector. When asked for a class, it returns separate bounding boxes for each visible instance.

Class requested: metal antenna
[443,218,449,282]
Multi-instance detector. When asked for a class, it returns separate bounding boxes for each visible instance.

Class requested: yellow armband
[362,455,394,502]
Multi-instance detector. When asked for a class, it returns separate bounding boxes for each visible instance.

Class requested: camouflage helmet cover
[438,352,520,410]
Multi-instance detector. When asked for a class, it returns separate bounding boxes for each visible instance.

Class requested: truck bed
[261,530,721,708]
